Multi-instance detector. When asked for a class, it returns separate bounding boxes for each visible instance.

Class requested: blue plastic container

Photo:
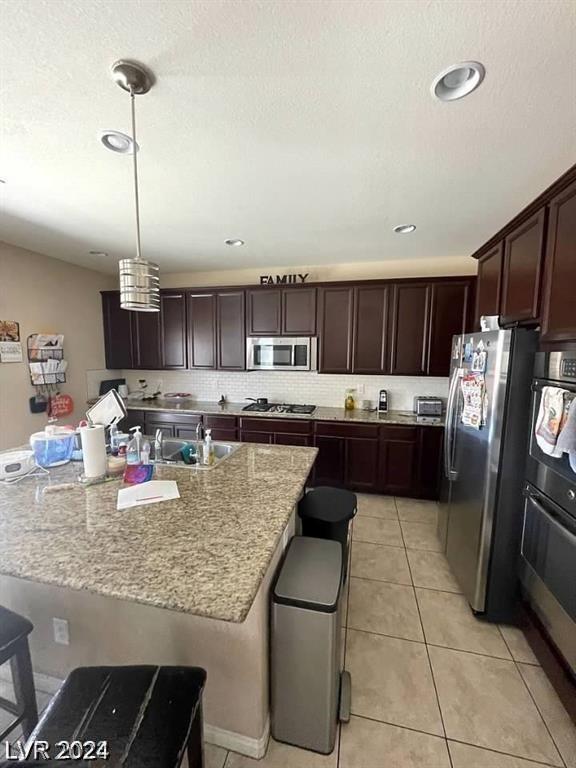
[30,428,75,467]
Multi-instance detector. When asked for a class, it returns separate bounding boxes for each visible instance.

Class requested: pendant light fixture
[107,59,160,312]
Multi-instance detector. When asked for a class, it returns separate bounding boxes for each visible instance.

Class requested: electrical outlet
[53,617,70,646]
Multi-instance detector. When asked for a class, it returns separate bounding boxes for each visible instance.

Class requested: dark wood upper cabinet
[160,293,187,369]
[217,291,246,370]
[133,311,161,370]
[474,242,503,329]
[352,286,389,374]
[101,292,133,369]
[282,287,317,335]
[541,180,576,344]
[318,287,354,373]
[427,281,472,376]
[247,287,316,336]
[187,293,216,369]
[247,290,282,336]
[501,208,547,326]
[389,283,430,376]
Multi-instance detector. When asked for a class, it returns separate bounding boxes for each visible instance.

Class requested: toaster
[413,397,443,416]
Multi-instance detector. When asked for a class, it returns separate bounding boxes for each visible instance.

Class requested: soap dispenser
[126,426,143,465]
[203,428,215,466]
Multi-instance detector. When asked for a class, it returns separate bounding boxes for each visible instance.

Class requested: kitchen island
[0,442,317,757]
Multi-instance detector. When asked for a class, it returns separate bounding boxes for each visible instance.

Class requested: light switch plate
[52,617,70,645]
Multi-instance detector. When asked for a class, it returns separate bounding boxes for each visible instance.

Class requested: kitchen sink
[152,438,241,469]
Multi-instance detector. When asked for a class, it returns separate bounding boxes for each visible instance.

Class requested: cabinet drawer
[379,425,418,442]
[239,417,312,434]
[239,431,274,444]
[204,414,238,429]
[315,421,379,439]
[144,411,202,426]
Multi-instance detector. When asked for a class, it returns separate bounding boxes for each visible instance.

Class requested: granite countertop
[0,443,317,623]
[122,399,445,427]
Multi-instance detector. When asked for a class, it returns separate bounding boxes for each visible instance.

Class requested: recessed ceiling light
[432,61,485,102]
[393,224,416,234]
[225,239,245,247]
[99,130,139,154]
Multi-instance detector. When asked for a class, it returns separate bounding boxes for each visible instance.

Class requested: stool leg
[10,639,38,740]
[186,701,204,768]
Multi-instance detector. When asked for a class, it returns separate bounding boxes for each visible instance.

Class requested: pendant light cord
[130,89,142,261]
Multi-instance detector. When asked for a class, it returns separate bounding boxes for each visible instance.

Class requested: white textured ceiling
[1,0,575,274]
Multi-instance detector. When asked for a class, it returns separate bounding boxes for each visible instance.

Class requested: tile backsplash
[121,369,448,411]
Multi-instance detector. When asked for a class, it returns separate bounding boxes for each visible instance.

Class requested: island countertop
[0,443,317,623]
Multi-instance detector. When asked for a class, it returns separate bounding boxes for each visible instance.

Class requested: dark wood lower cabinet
[417,427,444,500]
[313,435,346,486]
[379,426,418,495]
[346,438,379,491]
[239,431,274,444]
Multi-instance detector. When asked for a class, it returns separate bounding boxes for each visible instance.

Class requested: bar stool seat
[5,665,207,768]
[0,605,38,743]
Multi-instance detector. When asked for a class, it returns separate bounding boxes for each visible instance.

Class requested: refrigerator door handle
[444,367,461,480]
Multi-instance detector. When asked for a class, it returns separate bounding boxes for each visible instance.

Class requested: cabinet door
[274,433,311,447]
[133,311,161,370]
[345,438,379,491]
[379,439,418,495]
[282,288,317,335]
[210,428,238,442]
[173,425,200,440]
[101,292,134,369]
[247,290,282,336]
[501,208,547,326]
[427,281,471,376]
[217,292,246,370]
[352,286,389,374]
[318,287,354,373]
[417,427,443,500]
[541,180,576,343]
[389,283,430,375]
[240,431,274,444]
[145,418,175,438]
[188,294,216,369]
[160,293,187,369]
[313,435,346,486]
[474,243,503,328]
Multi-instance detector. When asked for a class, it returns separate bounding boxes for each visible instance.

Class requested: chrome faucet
[154,429,164,461]
[195,421,205,463]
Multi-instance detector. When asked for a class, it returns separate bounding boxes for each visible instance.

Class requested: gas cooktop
[242,403,316,414]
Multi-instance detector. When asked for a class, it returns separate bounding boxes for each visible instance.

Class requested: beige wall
[161,255,476,288]
[0,241,115,450]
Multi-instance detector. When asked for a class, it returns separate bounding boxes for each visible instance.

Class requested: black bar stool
[298,486,357,580]
[3,665,207,768]
[0,605,38,742]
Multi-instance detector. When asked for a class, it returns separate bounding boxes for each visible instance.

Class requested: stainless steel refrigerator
[438,327,538,621]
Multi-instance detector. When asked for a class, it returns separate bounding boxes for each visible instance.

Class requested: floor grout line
[399,521,452,763]
[511,658,567,768]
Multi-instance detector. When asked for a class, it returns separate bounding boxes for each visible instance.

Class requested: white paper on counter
[117,480,180,510]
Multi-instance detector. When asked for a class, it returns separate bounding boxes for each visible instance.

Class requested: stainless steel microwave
[246,337,317,371]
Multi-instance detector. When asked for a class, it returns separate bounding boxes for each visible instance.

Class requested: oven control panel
[561,358,576,378]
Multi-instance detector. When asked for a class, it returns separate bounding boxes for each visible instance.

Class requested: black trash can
[298,486,357,579]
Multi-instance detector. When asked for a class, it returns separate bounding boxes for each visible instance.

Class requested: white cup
[118,384,129,398]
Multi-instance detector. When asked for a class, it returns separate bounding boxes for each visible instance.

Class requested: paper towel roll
[80,425,107,478]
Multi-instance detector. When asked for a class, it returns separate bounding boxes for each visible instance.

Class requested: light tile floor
[4,494,574,767]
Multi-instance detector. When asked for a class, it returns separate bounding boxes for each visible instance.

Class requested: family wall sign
[258,273,310,285]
